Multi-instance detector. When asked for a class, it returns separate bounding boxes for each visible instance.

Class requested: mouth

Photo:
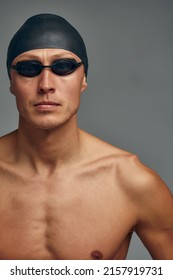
[34,101,61,111]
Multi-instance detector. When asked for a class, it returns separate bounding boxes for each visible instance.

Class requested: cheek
[10,78,24,97]
[10,81,29,112]
[58,78,82,101]
[59,84,81,115]
[15,96,28,115]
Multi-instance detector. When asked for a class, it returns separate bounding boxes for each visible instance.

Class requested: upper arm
[129,158,173,259]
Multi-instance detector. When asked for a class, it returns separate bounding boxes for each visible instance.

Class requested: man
[0,13,173,260]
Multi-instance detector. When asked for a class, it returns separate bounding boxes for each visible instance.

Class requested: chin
[28,115,75,131]
[19,109,78,131]
[31,121,67,131]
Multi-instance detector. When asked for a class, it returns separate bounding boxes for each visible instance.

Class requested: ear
[81,75,88,93]
[9,84,15,96]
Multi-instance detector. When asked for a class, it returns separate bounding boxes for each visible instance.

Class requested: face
[10,49,87,130]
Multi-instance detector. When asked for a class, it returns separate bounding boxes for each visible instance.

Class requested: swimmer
[0,14,173,260]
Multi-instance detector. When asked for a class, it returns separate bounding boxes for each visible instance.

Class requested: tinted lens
[15,61,42,77]
[52,59,82,75]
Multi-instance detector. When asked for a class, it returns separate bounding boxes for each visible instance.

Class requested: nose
[37,69,56,95]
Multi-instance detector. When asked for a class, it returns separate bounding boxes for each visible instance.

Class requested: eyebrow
[15,52,76,62]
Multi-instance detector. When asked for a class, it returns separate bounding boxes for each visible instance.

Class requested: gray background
[0,0,173,260]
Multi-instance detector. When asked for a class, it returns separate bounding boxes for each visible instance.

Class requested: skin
[0,48,173,260]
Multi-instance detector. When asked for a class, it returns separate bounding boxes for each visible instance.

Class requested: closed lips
[34,102,60,106]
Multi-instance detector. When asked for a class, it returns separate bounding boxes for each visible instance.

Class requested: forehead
[12,48,80,64]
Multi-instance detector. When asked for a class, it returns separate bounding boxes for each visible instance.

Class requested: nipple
[91,250,103,260]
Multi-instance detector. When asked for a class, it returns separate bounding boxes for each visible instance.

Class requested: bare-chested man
[0,14,173,260]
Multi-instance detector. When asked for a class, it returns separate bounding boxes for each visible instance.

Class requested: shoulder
[80,129,172,199]
[80,129,148,172]
[0,130,17,162]
[80,129,147,180]
[116,150,173,231]
[79,129,132,161]
[116,152,158,189]
[116,150,172,206]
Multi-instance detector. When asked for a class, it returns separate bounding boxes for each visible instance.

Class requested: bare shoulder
[0,131,17,162]
[81,131,173,241]
[79,129,132,162]
[80,129,149,171]
[118,151,172,201]
[80,129,172,198]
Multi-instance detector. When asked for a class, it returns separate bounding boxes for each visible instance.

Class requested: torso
[0,130,138,260]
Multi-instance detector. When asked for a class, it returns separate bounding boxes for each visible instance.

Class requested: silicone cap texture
[6,13,88,76]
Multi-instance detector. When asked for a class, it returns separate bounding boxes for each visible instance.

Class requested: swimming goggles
[11,58,83,77]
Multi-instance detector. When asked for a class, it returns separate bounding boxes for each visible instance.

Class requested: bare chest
[0,169,135,260]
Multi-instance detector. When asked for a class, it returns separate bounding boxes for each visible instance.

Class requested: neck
[16,115,82,175]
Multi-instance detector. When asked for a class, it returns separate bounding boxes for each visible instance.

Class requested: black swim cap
[6,13,88,77]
